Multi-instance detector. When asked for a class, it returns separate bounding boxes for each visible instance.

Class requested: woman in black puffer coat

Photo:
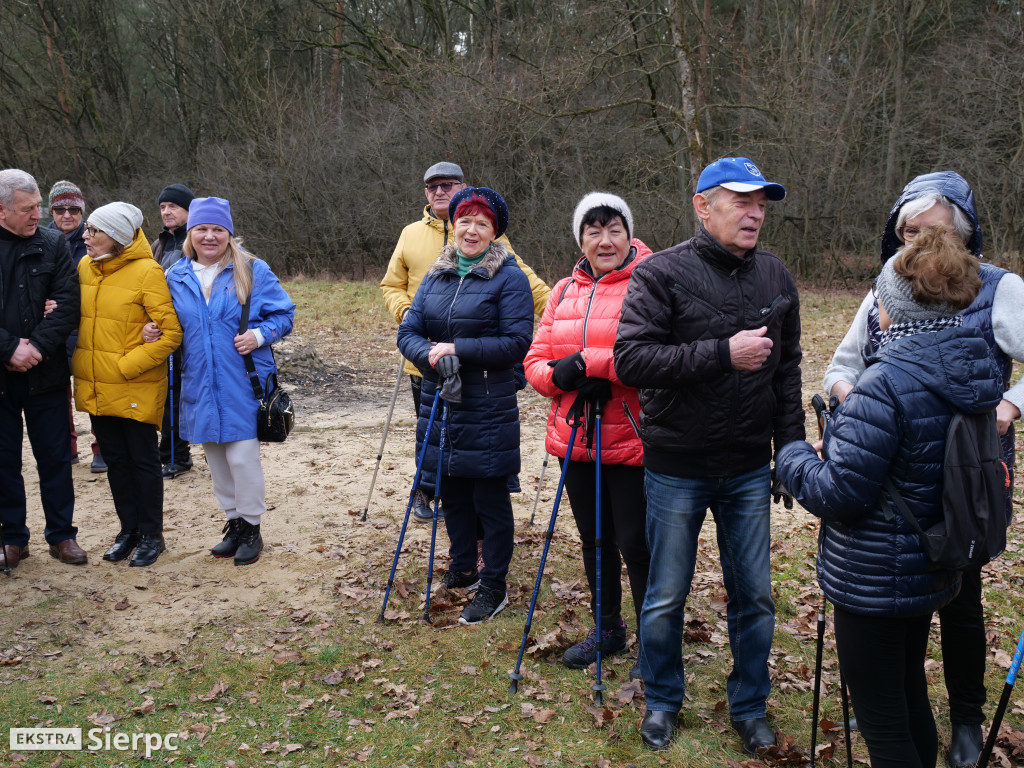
[397,186,534,626]
[776,227,1002,768]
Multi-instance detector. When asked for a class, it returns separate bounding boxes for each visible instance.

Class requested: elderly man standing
[614,157,804,755]
[0,169,84,567]
[380,161,550,521]
[151,183,195,479]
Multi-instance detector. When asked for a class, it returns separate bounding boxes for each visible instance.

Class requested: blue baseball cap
[696,157,786,201]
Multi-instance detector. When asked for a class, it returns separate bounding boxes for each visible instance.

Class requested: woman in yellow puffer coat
[73,202,182,567]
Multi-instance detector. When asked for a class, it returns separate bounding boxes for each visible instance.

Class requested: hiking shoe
[459,586,508,624]
[162,462,192,479]
[90,453,107,473]
[441,569,480,592]
[211,518,242,558]
[412,490,433,524]
[629,658,643,681]
[562,619,628,669]
[233,520,263,566]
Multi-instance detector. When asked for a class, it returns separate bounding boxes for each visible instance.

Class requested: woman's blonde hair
[183,234,255,304]
[893,224,981,312]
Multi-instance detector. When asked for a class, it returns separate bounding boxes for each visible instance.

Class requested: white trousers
[202,439,266,525]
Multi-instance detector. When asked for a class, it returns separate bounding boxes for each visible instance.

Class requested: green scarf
[456,244,491,277]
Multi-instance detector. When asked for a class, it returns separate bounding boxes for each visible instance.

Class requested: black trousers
[0,382,75,546]
[939,564,986,725]
[441,475,514,593]
[91,415,163,536]
[561,460,648,629]
[834,606,936,768]
[159,351,191,466]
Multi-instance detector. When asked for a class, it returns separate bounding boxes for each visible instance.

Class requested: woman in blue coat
[397,187,534,625]
[163,198,294,566]
[776,227,1002,768]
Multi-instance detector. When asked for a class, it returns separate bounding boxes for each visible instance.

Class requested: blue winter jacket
[397,242,533,491]
[165,257,295,443]
[777,325,1002,617]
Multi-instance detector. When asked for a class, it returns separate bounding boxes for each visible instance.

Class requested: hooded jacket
[524,241,652,465]
[165,256,295,443]
[613,225,805,477]
[397,241,534,489]
[823,171,1021,518]
[72,229,182,425]
[778,325,1002,617]
[0,224,79,397]
[381,205,550,377]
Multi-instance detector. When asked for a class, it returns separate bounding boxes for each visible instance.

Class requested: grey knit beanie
[874,256,956,324]
[89,202,143,246]
[572,192,634,246]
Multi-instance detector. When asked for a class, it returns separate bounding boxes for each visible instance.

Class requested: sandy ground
[0,336,567,655]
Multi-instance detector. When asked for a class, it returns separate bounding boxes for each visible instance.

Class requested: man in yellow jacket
[380,161,550,521]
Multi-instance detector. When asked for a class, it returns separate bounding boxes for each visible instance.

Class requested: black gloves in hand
[435,354,460,378]
[577,377,611,406]
[549,351,587,391]
[771,468,794,510]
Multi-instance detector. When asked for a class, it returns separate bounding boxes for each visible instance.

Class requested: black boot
[211,518,242,558]
[129,535,166,567]
[946,723,984,768]
[234,520,262,566]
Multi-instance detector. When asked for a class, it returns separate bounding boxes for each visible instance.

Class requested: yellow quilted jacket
[72,229,183,426]
[380,205,551,376]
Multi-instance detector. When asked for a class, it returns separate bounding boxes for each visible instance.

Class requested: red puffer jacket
[524,241,651,465]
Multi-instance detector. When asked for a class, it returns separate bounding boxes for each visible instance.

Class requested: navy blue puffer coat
[777,325,1001,617]
[397,242,534,491]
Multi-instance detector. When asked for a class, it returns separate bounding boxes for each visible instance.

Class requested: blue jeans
[639,465,774,720]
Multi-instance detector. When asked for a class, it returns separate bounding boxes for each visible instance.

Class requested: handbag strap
[238,262,264,401]
[882,476,927,538]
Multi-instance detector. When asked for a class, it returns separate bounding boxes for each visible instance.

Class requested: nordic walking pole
[509,420,582,694]
[168,353,176,472]
[528,453,550,526]
[362,355,407,522]
[977,624,1024,766]
[809,394,829,766]
[840,670,853,768]
[377,388,441,622]
[421,399,449,623]
[592,399,606,706]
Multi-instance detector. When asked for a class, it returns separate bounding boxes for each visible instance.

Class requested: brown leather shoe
[1,544,28,570]
[49,539,87,565]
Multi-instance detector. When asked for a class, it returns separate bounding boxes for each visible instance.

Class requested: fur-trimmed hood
[429,241,512,278]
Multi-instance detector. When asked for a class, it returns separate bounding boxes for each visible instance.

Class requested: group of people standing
[0,169,294,571]
[382,159,1022,767]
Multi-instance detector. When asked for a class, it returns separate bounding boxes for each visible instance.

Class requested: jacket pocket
[622,400,641,440]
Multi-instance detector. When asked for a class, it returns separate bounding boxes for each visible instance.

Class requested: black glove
[435,354,460,378]
[548,352,587,391]
[771,468,794,510]
[576,377,611,407]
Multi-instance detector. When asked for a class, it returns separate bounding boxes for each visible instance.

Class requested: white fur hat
[572,192,633,247]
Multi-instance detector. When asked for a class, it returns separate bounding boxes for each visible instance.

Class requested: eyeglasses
[898,225,922,240]
[84,225,101,236]
[52,206,82,216]
[425,181,459,194]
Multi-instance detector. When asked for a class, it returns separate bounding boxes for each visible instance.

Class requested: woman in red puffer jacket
[524,192,651,675]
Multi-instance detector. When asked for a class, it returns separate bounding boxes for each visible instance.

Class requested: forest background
[4,0,1024,283]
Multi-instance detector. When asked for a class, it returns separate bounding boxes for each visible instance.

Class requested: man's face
[424,178,466,220]
[694,188,768,257]
[0,189,43,238]
[51,203,84,234]
[161,202,189,231]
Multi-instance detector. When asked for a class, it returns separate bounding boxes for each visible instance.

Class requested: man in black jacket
[614,157,803,755]
[0,169,84,568]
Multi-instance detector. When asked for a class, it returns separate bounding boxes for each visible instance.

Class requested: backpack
[883,410,1009,570]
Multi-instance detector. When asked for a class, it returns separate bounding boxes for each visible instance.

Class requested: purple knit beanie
[187,197,234,235]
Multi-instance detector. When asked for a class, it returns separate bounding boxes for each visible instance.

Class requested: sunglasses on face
[52,207,82,215]
[425,181,458,194]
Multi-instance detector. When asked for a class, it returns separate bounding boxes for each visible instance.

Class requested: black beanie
[158,183,195,210]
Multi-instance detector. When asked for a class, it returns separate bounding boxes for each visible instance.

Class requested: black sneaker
[440,569,480,592]
[233,520,263,566]
[210,519,242,558]
[162,462,192,479]
[562,619,628,669]
[459,585,508,624]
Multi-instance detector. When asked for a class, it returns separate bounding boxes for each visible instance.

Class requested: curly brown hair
[893,224,981,312]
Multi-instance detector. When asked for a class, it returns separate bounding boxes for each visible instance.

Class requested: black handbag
[239,274,294,442]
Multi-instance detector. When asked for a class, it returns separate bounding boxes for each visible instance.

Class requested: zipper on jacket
[759,294,784,318]
[580,281,599,349]
[483,369,489,395]
[679,283,727,321]
[622,400,641,440]
[444,276,466,342]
